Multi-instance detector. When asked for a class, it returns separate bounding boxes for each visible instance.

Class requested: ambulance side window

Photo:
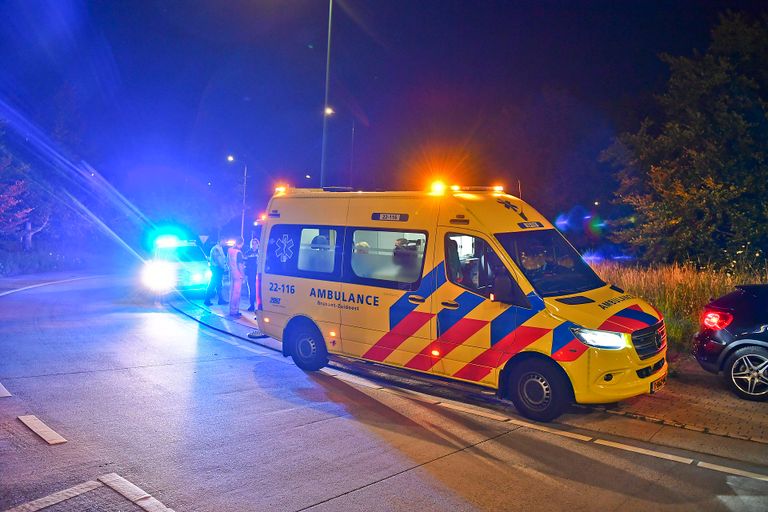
[297,228,338,273]
[347,228,427,290]
[445,233,506,298]
[265,224,341,280]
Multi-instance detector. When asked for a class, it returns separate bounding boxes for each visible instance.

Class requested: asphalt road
[1,276,767,511]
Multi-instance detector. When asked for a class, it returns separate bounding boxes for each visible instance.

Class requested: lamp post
[319,0,334,188]
[227,155,248,238]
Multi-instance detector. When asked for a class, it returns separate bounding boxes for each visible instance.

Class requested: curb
[165,296,278,353]
[594,405,768,445]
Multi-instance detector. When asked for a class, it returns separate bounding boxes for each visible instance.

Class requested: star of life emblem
[275,235,294,263]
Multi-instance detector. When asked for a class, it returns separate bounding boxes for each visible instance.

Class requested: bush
[593,262,768,352]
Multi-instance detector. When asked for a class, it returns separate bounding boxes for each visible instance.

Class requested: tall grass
[592,262,768,353]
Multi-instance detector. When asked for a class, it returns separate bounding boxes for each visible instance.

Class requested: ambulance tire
[508,359,571,422]
[287,324,329,372]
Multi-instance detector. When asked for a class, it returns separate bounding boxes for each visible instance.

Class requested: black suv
[693,285,768,401]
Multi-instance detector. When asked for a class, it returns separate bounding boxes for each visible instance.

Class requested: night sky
[1,0,766,229]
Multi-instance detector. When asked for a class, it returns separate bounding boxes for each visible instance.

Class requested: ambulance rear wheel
[508,359,571,422]
[288,324,328,371]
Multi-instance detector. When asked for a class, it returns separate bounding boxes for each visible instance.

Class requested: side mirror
[491,274,531,309]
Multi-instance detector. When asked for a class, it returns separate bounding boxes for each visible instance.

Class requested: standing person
[227,237,245,317]
[244,238,260,312]
[204,236,228,306]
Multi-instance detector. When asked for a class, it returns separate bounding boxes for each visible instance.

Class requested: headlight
[141,261,177,292]
[571,327,628,349]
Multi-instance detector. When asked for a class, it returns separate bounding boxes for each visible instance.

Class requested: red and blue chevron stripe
[599,304,660,333]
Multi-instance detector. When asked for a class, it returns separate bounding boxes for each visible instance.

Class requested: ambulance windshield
[495,230,604,297]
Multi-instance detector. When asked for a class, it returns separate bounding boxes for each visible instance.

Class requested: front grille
[632,321,666,360]
[636,357,665,378]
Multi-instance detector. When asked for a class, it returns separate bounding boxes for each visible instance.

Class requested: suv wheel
[724,346,768,401]
[288,324,328,372]
[508,359,572,422]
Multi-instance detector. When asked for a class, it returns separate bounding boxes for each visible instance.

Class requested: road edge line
[0,276,101,298]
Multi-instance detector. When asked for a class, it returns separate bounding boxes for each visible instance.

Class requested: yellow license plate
[650,373,667,394]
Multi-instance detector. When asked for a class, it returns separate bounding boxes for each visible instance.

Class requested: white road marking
[593,439,694,464]
[17,415,66,445]
[697,461,768,482]
[332,372,384,389]
[98,473,173,511]
[0,276,98,298]
[4,480,102,512]
[507,418,594,442]
[437,401,513,422]
[0,382,11,397]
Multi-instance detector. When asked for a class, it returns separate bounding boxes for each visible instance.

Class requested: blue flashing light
[555,213,569,231]
[155,235,182,248]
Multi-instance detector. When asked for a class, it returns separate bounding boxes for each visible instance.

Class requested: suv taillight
[701,310,733,330]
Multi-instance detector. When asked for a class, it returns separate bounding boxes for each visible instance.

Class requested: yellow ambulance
[256,184,667,421]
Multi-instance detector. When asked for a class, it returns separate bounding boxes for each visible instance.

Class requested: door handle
[441,301,460,310]
[408,295,425,304]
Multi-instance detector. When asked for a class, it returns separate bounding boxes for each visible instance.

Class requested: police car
[141,236,212,294]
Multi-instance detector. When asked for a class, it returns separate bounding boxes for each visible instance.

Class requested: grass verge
[593,262,768,353]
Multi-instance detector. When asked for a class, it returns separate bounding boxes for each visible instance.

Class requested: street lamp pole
[319,0,333,188]
[228,155,248,239]
[240,163,247,239]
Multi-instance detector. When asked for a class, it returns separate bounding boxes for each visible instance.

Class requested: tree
[0,178,31,237]
[603,13,768,265]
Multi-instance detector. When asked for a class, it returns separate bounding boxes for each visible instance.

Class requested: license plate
[650,373,667,394]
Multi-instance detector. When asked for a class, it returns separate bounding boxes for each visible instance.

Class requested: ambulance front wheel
[287,324,329,372]
[508,359,572,422]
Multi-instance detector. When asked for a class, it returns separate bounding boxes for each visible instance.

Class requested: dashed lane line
[697,461,768,482]
[0,382,11,397]
[17,415,66,445]
[592,438,694,464]
[3,480,103,512]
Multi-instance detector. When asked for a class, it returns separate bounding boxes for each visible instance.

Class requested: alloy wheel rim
[731,354,768,396]
[519,372,552,410]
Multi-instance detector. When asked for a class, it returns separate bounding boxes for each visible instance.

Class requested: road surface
[1,276,766,511]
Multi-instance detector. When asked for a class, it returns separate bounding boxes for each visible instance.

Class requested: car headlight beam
[571,327,628,350]
[141,261,178,292]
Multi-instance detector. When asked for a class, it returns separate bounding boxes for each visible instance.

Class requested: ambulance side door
[424,229,531,386]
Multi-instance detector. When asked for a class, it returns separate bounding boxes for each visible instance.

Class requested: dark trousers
[206,266,226,302]
[246,273,257,308]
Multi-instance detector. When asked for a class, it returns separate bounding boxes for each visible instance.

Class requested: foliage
[603,13,768,265]
[0,178,31,237]
[0,134,33,238]
[594,261,768,352]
